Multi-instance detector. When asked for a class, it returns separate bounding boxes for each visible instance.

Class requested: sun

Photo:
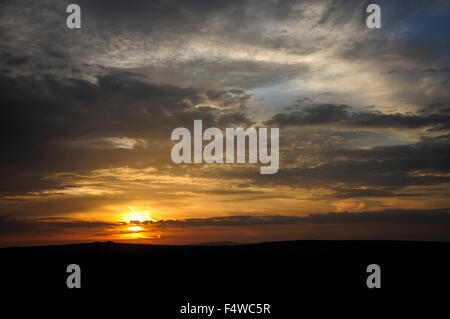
[128,226,142,232]
[123,225,147,239]
[121,206,154,239]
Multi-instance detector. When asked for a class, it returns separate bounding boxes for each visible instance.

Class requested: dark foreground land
[1,240,449,315]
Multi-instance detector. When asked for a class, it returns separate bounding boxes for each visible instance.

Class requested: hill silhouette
[1,240,449,315]
[1,239,450,257]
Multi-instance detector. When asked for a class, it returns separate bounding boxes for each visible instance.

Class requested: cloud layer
[0,0,449,245]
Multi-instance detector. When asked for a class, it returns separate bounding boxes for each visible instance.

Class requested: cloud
[261,145,450,189]
[4,208,448,234]
[0,0,447,123]
[265,103,450,129]
[419,102,450,116]
[129,208,450,227]
[0,73,255,196]
[0,215,118,234]
[0,0,449,243]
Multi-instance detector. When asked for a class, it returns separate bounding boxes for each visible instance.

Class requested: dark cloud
[418,102,450,115]
[327,187,422,199]
[265,103,450,129]
[0,52,30,67]
[0,215,117,234]
[186,133,450,193]
[0,73,257,197]
[3,209,449,241]
[130,209,450,227]
[1,70,449,202]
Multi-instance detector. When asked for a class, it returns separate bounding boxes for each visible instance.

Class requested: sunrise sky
[1,0,450,247]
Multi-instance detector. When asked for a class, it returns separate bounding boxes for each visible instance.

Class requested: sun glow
[124,206,152,223]
[128,225,142,232]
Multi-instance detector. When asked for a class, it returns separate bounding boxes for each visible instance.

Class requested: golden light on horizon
[123,225,147,239]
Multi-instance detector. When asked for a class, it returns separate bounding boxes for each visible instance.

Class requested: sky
[1,0,450,247]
